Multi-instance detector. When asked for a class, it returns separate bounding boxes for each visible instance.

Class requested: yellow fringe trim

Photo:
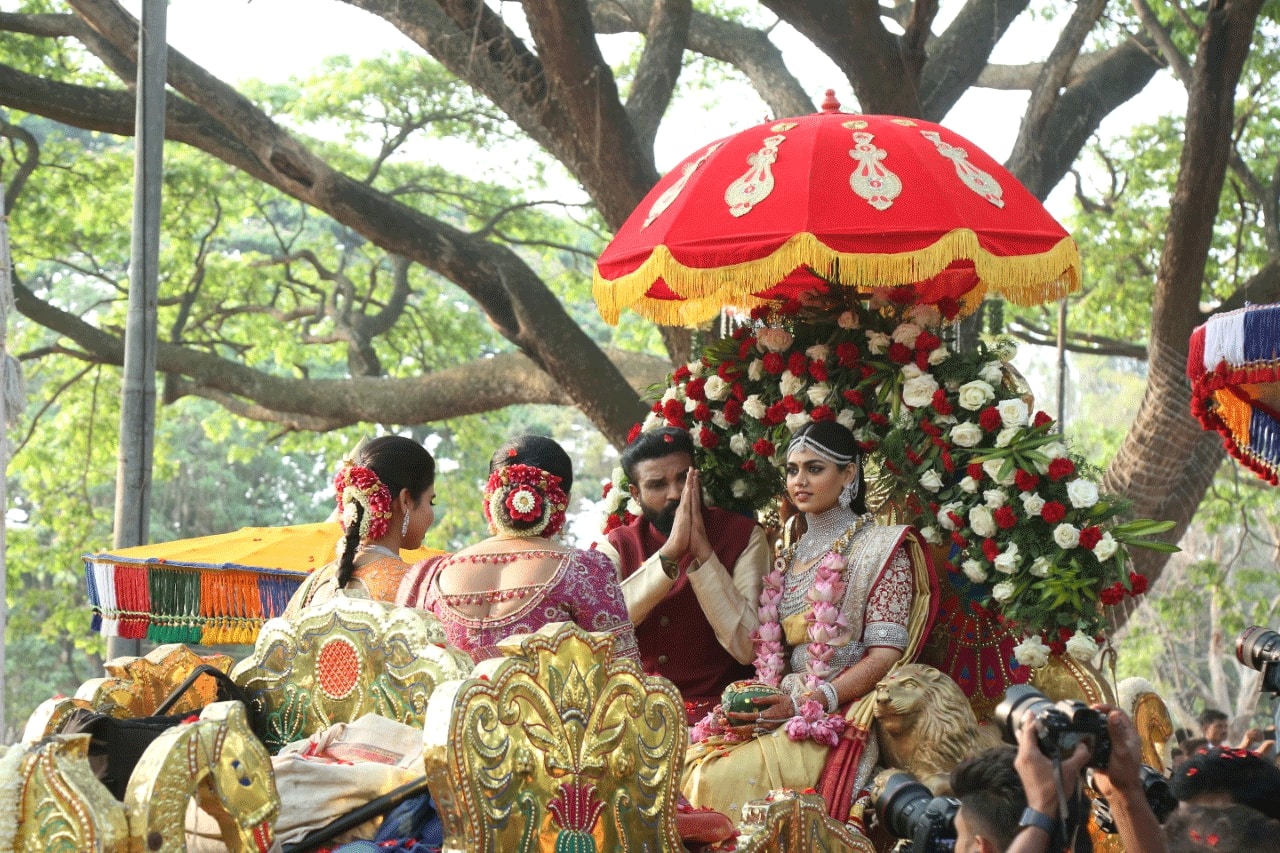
[593,229,1080,327]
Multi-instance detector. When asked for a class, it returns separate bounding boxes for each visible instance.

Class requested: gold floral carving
[725,134,787,218]
[643,142,722,228]
[919,130,1005,208]
[847,131,901,211]
[125,700,279,853]
[231,594,469,752]
[12,736,130,852]
[1029,653,1118,708]
[736,790,875,853]
[424,621,686,853]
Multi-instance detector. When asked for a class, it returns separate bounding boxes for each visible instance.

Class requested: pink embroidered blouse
[410,547,640,664]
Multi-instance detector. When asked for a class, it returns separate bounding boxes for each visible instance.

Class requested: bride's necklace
[792,505,862,566]
[357,543,400,561]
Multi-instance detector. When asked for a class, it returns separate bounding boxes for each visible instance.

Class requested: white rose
[993,543,1021,574]
[691,428,704,448]
[611,466,624,484]
[979,361,1003,384]
[950,421,983,448]
[1093,532,1119,561]
[983,458,1016,486]
[704,375,730,401]
[920,469,944,492]
[626,498,642,516]
[892,322,923,348]
[1065,631,1099,664]
[837,311,858,329]
[901,363,923,380]
[661,385,683,403]
[983,488,1007,509]
[937,504,958,530]
[995,427,1020,448]
[928,345,950,366]
[962,559,987,583]
[712,411,730,429]
[902,373,940,408]
[785,411,811,432]
[641,411,663,432]
[687,361,705,377]
[779,370,806,398]
[1053,523,1081,549]
[1029,556,1051,577]
[807,383,832,406]
[906,304,941,327]
[1013,635,1051,668]
[729,433,750,457]
[1020,491,1046,517]
[960,476,979,493]
[805,344,830,362]
[969,505,997,538]
[991,581,1015,602]
[1066,478,1100,509]
[684,396,698,412]
[748,359,764,381]
[836,409,857,429]
[743,394,767,420]
[936,414,958,426]
[998,398,1029,428]
[920,526,942,545]
[604,486,627,514]
[757,327,794,352]
[1043,442,1068,459]
[867,331,891,354]
[957,380,996,411]
[731,479,747,498]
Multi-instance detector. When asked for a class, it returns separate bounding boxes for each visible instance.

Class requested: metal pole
[109,0,167,661]
[1056,298,1068,436]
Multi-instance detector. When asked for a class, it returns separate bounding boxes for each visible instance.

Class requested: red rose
[787,351,807,376]
[1129,572,1149,595]
[699,427,719,449]
[752,438,775,457]
[1048,458,1075,481]
[811,405,836,421]
[809,359,829,381]
[1015,469,1040,492]
[692,403,711,422]
[916,330,942,352]
[1033,410,1053,428]
[836,342,859,367]
[626,423,642,444]
[931,388,953,415]
[978,406,1002,432]
[1078,525,1103,550]
[967,462,985,481]
[982,539,1000,561]
[782,395,804,414]
[888,342,913,364]
[686,377,706,401]
[762,352,785,374]
[723,398,743,424]
[994,506,1018,529]
[1040,501,1067,523]
[843,389,866,407]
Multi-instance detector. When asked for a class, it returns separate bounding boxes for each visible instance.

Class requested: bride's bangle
[819,682,839,713]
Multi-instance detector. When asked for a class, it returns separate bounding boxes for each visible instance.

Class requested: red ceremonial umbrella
[594,93,1080,326]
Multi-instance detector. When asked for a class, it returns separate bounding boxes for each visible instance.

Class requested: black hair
[950,746,1025,850]
[1170,745,1280,821]
[337,436,436,589]
[487,435,574,535]
[1198,708,1229,727]
[1164,804,1280,853]
[787,420,867,513]
[620,427,695,482]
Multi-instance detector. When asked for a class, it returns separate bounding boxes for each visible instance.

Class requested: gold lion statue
[872,664,1002,793]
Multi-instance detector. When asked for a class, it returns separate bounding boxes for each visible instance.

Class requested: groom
[596,427,770,723]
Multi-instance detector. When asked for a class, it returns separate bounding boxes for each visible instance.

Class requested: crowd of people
[285,424,1280,852]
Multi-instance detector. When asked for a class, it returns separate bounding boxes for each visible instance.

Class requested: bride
[681,420,937,823]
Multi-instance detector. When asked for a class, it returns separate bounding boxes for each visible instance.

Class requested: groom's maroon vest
[608,506,758,718]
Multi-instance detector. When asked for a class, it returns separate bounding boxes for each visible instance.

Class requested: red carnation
[626,423,642,444]
[662,399,684,422]
[763,402,786,426]
[951,532,968,548]
[915,351,931,371]
[941,450,956,473]
[836,342,859,367]
[699,427,719,449]
[982,539,1000,561]
[741,459,757,472]
[919,419,941,437]
[1015,469,1040,492]
[782,395,805,414]
[691,403,710,423]
[860,364,877,379]
[1129,572,1149,595]
[602,515,622,534]
[843,389,866,407]
[723,398,743,424]
[787,351,808,376]
[978,406,1002,432]
[1041,501,1067,524]
[686,377,706,401]
[888,342,913,364]
[1033,410,1053,428]
[672,365,691,382]
[752,438,776,457]
[994,506,1018,529]
[916,330,942,352]
[869,412,890,426]
[810,405,836,422]
[1048,458,1075,481]
[749,305,771,321]
[888,286,917,304]
[602,481,613,497]
[947,511,964,529]
[809,359,829,381]
[738,339,756,360]
[967,462,985,481]
[1099,583,1125,606]
[931,388,953,415]
[762,352,785,374]
[1050,640,1067,656]
[936,297,961,320]
[779,298,802,315]
[1078,525,1103,550]
[717,361,740,380]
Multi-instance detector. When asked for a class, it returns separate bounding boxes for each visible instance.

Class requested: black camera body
[872,770,959,853]
[1086,764,1177,833]
[995,684,1112,769]
[1237,626,1280,695]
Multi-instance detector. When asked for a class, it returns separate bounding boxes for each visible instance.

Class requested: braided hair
[336,436,435,588]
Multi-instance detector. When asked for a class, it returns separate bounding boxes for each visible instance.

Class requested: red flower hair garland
[334,462,393,541]
[484,463,569,539]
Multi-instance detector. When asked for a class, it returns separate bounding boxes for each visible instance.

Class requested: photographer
[1007,704,1168,853]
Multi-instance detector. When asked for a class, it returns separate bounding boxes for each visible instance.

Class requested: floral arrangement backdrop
[601,291,1174,665]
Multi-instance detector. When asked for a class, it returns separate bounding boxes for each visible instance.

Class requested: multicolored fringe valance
[1188,303,1280,485]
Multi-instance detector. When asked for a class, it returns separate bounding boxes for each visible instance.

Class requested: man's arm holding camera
[1088,705,1170,853]
[1007,710,1092,853]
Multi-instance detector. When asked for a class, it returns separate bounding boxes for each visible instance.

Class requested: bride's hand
[725,692,794,731]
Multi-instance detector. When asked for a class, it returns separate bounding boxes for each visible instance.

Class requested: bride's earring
[401,512,411,538]
[840,478,858,507]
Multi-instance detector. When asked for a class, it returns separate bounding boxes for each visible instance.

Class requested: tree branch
[625,0,691,152]
[919,0,1031,120]
[1131,0,1194,84]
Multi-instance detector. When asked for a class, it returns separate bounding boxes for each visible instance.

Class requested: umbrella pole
[110,0,168,662]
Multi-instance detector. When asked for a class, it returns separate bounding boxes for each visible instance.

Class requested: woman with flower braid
[284,436,437,617]
[681,420,937,824]
[397,435,639,663]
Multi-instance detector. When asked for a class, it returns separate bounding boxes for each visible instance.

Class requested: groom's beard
[642,500,681,537]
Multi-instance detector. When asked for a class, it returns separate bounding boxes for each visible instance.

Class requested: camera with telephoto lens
[871,770,959,853]
[994,684,1112,769]
[1086,764,1178,832]
[1236,626,1280,695]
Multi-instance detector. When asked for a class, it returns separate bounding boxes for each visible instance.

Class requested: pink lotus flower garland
[801,553,852,689]
[785,699,846,747]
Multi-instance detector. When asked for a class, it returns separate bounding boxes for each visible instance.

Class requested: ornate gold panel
[231,594,471,752]
[424,621,686,853]
[737,791,876,853]
[10,736,130,853]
